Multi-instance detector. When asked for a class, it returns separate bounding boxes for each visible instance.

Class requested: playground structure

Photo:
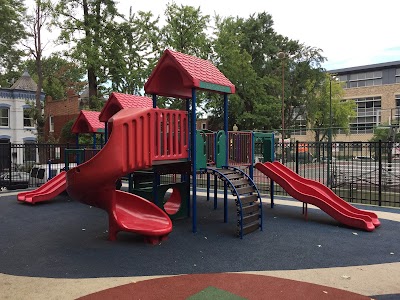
[17,49,380,243]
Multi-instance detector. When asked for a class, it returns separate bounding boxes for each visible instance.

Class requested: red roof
[99,92,153,122]
[71,110,104,134]
[145,49,235,98]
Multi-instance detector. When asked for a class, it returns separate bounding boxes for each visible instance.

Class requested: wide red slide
[255,161,380,231]
[17,171,66,204]
[66,107,188,243]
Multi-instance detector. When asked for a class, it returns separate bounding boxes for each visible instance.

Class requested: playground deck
[0,189,399,299]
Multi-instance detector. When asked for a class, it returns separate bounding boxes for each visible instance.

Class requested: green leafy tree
[103,9,160,95]
[306,73,356,142]
[53,0,121,107]
[370,124,400,142]
[24,55,86,99]
[161,2,211,59]
[0,0,27,86]
[209,16,279,130]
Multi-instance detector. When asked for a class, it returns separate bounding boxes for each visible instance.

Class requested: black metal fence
[0,143,99,190]
[1,141,399,207]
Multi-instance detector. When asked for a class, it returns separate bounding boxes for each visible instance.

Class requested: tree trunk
[83,0,97,106]
[35,1,44,140]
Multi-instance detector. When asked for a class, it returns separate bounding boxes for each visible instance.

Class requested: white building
[0,71,44,144]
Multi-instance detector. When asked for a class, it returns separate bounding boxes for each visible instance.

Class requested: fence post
[378,140,382,206]
[8,142,12,187]
[295,140,299,174]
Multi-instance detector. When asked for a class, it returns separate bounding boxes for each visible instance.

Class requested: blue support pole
[214,175,218,209]
[104,123,108,143]
[93,133,96,149]
[185,98,191,218]
[223,93,228,223]
[206,173,210,201]
[75,133,79,148]
[191,89,197,233]
[152,94,157,108]
[249,132,254,179]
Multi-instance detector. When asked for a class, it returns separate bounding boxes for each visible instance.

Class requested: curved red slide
[17,171,66,204]
[66,107,188,243]
[255,161,380,231]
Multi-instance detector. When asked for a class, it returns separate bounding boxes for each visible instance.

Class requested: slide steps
[203,166,262,238]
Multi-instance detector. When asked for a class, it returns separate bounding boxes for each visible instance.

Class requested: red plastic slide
[17,171,66,204]
[255,161,380,231]
[66,107,188,243]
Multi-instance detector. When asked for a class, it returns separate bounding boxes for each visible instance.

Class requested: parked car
[321,157,337,163]
[353,156,375,161]
[0,171,30,190]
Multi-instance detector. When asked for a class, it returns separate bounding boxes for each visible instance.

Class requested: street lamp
[277,51,286,164]
[328,74,338,186]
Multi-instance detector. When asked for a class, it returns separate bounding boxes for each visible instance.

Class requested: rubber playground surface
[0,189,399,299]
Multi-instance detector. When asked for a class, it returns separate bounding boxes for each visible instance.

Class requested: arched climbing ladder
[202,166,263,238]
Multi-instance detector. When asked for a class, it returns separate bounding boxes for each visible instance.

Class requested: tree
[161,2,211,59]
[103,9,160,95]
[306,73,356,142]
[209,16,279,131]
[23,0,52,140]
[24,54,86,99]
[54,0,122,107]
[0,0,27,86]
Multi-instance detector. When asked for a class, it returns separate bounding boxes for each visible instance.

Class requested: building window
[0,108,9,127]
[396,68,400,83]
[49,115,54,132]
[393,95,400,125]
[348,71,382,88]
[349,96,381,134]
[202,123,206,129]
[23,109,34,127]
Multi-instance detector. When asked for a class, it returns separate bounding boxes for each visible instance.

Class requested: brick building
[44,90,80,143]
[292,61,400,142]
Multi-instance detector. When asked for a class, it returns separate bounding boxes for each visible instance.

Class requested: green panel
[196,131,207,170]
[199,81,231,93]
[263,133,275,162]
[216,130,226,167]
[187,286,246,300]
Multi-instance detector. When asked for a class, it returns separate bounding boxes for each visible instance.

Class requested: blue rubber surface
[0,193,398,279]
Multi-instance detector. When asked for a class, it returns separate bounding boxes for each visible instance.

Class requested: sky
[26,0,400,70]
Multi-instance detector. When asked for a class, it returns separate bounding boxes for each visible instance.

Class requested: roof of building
[10,70,38,91]
[144,49,235,98]
[99,92,153,122]
[71,110,104,134]
[328,60,400,74]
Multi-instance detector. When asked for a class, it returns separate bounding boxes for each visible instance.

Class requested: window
[347,71,383,88]
[394,95,400,125]
[348,96,381,134]
[23,109,34,127]
[291,107,306,135]
[396,68,400,83]
[49,115,54,132]
[0,107,9,127]
[202,123,206,129]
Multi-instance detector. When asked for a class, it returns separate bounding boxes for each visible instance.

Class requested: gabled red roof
[145,49,235,98]
[99,92,153,122]
[71,110,104,134]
